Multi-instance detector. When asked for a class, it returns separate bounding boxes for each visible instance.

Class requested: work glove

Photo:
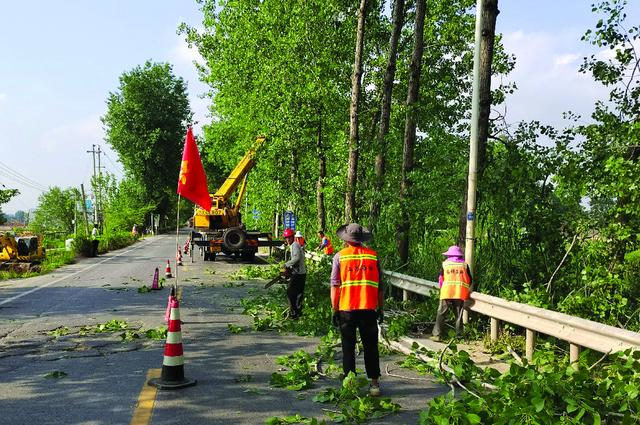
[332,311,340,328]
[376,309,384,325]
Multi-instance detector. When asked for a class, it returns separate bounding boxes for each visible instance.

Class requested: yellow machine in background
[191,136,279,261]
[0,233,46,272]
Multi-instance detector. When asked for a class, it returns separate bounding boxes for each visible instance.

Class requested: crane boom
[213,136,266,200]
[190,135,279,263]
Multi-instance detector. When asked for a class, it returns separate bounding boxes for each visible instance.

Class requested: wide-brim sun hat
[336,223,372,243]
[295,231,303,238]
[442,245,464,257]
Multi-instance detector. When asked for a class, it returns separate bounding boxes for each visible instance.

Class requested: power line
[0,168,47,192]
[0,161,48,191]
[102,150,123,174]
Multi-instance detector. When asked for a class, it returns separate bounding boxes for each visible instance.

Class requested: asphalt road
[0,234,447,425]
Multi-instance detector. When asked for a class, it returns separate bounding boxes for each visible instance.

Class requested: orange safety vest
[323,237,334,255]
[440,260,471,300]
[338,245,379,310]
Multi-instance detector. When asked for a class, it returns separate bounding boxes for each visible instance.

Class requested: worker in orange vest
[330,223,383,397]
[431,245,472,342]
[317,230,334,255]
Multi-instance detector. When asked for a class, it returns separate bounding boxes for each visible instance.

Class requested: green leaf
[532,397,545,412]
[44,371,67,379]
[466,413,481,424]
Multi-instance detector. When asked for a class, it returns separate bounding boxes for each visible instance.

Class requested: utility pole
[464,0,498,323]
[86,144,104,228]
[80,184,90,236]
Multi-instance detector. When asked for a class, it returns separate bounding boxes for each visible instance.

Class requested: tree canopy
[102,61,193,217]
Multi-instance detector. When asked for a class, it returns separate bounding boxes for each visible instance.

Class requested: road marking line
[0,238,157,307]
[130,368,161,425]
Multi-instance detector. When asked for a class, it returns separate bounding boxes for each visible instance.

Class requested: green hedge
[74,231,135,257]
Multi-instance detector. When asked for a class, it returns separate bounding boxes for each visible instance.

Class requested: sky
[1,1,638,214]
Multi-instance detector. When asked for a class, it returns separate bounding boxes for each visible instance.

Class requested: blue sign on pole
[283,210,297,231]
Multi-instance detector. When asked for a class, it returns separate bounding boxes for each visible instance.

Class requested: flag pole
[175,194,181,292]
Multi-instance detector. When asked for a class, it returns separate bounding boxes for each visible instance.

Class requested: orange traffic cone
[151,267,161,290]
[183,240,190,255]
[165,260,173,278]
[176,248,183,266]
[148,288,197,389]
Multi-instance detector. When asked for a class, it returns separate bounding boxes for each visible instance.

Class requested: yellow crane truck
[190,136,279,261]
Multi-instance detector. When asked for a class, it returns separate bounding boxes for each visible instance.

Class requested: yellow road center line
[130,368,161,425]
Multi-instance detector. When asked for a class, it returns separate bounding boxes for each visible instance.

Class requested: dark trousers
[91,239,99,257]
[432,299,464,337]
[338,310,380,379]
[286,274,306,318]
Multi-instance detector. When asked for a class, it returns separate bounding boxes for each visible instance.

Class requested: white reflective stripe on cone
[163,355,185,367]
[166,331,182,344]
[170,308,181,321]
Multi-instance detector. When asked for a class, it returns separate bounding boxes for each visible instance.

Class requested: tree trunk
[345,0,368,224]
[316,117,327,232]
[457,0,499,247]
[370,0,406,227]
[397,0,426,264]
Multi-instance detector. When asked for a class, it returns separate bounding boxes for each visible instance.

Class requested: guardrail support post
[403,289,409,302]
[526,329,535,362]
[490,317,499,341]
[570,343,580,366]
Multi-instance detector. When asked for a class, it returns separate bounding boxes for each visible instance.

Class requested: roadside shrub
[73,236,93,257]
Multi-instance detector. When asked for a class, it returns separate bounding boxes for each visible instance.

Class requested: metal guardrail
[382,270,640,363]
[302,250,640,363]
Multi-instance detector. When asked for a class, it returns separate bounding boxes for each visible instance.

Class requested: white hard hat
[294,231,303,238]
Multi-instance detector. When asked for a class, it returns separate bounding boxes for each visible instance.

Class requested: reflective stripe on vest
[324,237,334,255]
[338,246,379,310]
[440,260,471,300]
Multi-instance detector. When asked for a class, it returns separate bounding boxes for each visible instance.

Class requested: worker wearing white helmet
[283,228,306,319]
[294,230,306,247]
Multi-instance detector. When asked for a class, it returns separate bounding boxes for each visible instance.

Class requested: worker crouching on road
[431,245,472,342]
[283,228,306,319]
[330,223,383,397]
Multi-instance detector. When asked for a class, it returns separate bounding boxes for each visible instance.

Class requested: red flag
[177,127,212,211]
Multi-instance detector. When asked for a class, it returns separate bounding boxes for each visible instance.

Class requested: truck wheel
[223,227,246,250]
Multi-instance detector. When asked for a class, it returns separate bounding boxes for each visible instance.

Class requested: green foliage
[313,373,401,424]
[265,416,326,425]
[270,350,320,391]
[241,264,335,336]
[47,327,70,337]
[482,331,526,357]
[0,249,75,281]
[102,61,192,218]
[416,344,640,424]
[0,188,19,224]
[43,371,67,379]
[383,297,439,340]
[80,319,129,335]
[93,174,155,235]
[73,236,93,257]
[73,231,135,257]
[227,324,244,334]
[144,326,168,340]
[29,187,79,234]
